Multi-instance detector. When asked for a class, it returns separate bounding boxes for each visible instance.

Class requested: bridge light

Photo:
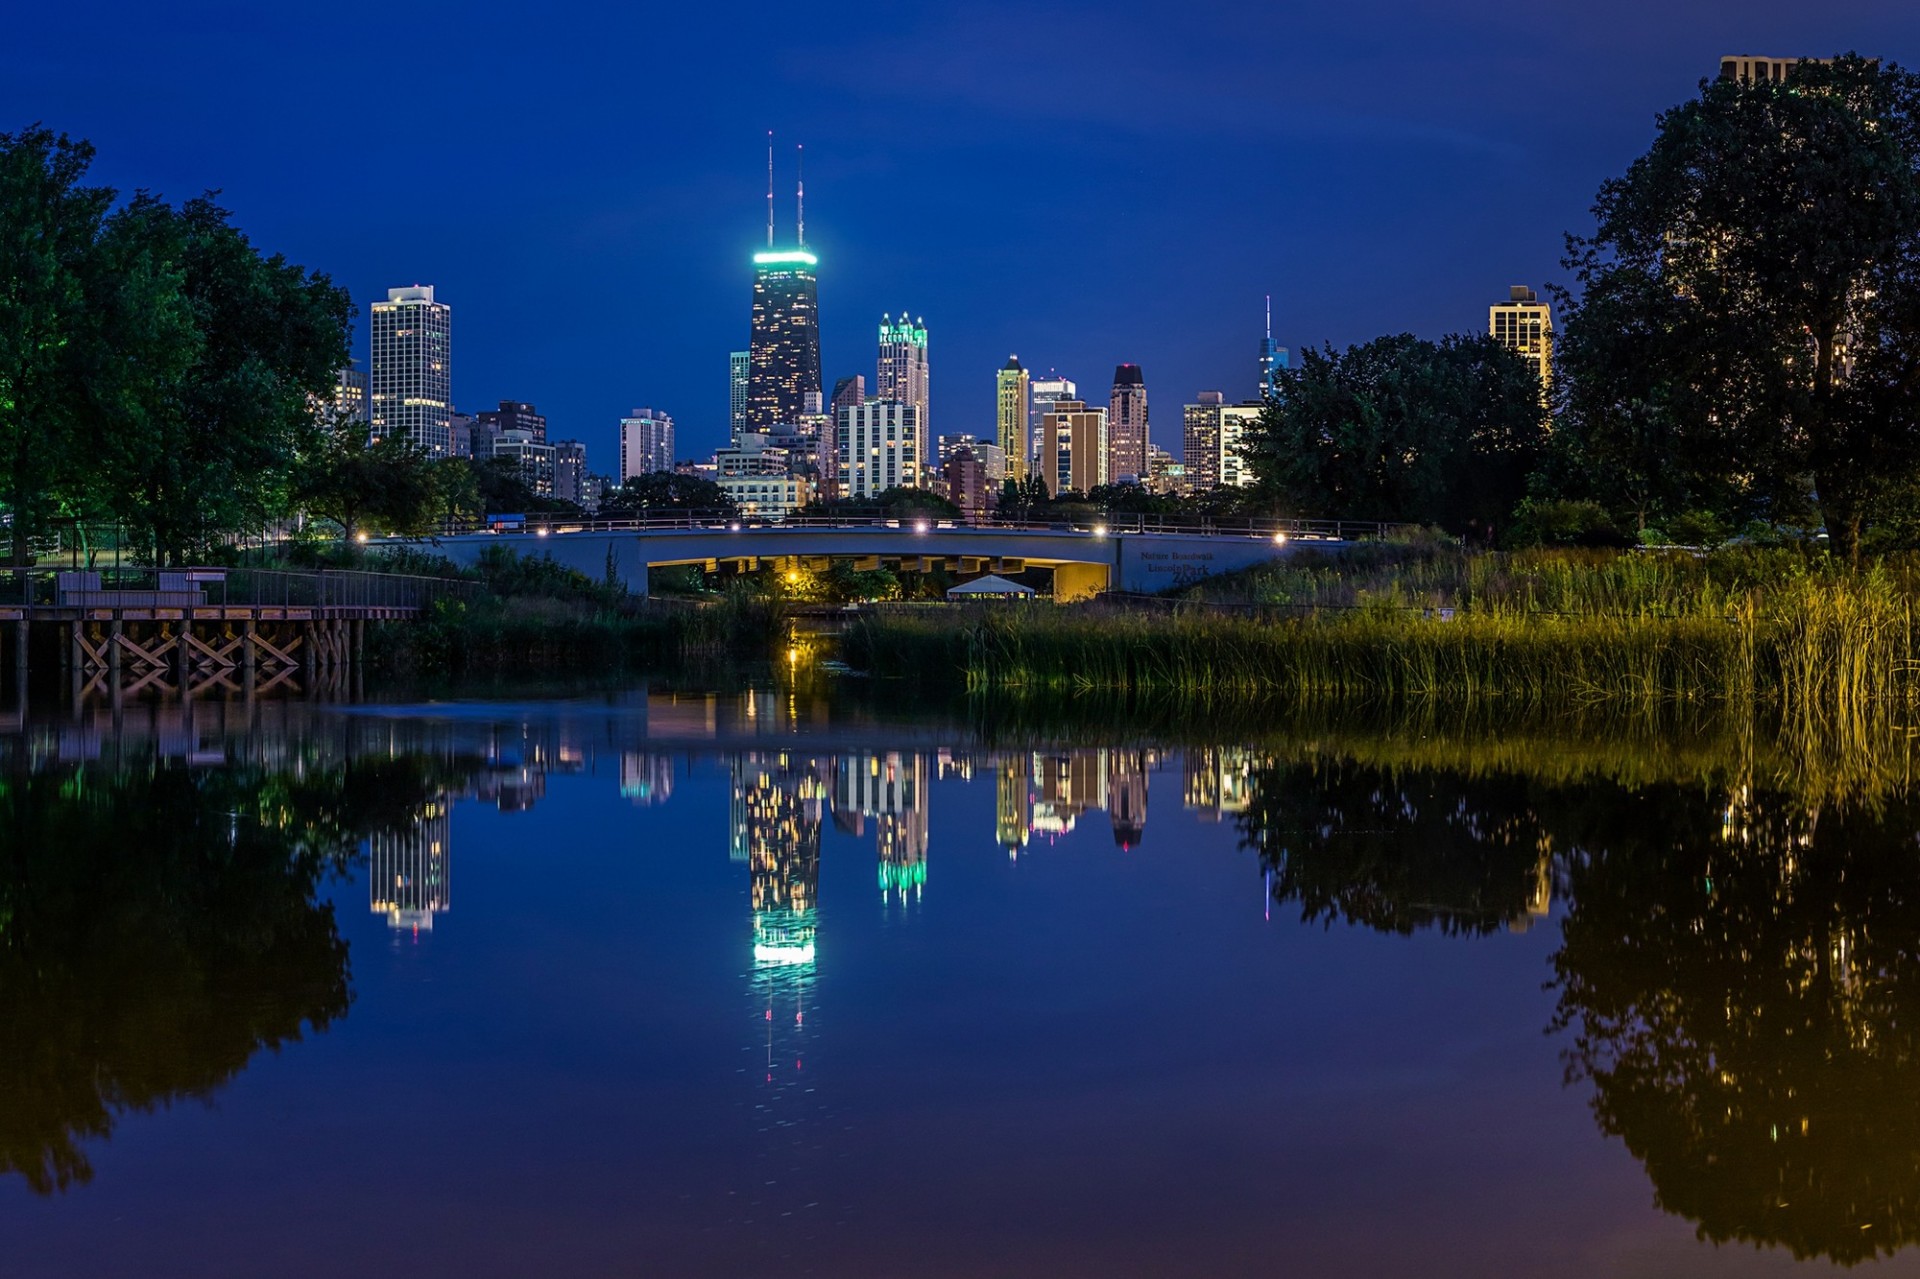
[536,527,549,538]
[914,520,930,534]
[1273,531,1288,545]
[354,531,369,544]
[730,522,741,532]
[1093,524,1108,538]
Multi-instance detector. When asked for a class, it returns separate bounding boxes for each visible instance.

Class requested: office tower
[995,755,1030,856]
[1182,393,1261,490]
[876,314,930,436]
[552,440,587,505]
[1146,445,1186,495]
[1107,750,1149,850]
[1258,295,1290,399]
[331,364,368,424]
[1108,364,1148,484]
[837,400,922,499]
[485,430,556,497]
[942,446,992,517]
[618,407,675,481]
[996,355,1031,483]
[476,399,546,444]
[747,251,821,429]
[1039,400,1108,497]
[369,794,451,931]
[830,375,866,417]
[729,350,750,440]
[1029,371,1076,467]
[449,411,475,459]
[368,285,452,456]
[1490,285,1554,395]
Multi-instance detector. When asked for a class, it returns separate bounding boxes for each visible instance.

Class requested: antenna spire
[766,131,775,247]
[1265,293,1272,339]
[796,143,805,247]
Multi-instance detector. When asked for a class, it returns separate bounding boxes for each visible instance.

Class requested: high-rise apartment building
[1718,54,1837,83]
[1107,364,1148,484]
[1030,371,1076,467]
[475,400,547,445]
[552,440,587,506]
[1039,400,1108,497]
[837,400,922,499]
[618,407,675,481]
[331,364,368,424]
[729,350,750,439]
[488,430,556,497]
[876,314,930,436]
[996,355,1030,483]
[1490,285,1554,395]
[1258,295,1290,399]
[747,249,822,429]
[369,285,452,456]
[1182,392,1261,490]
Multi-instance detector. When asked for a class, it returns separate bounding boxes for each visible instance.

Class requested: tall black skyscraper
[746,143,822,429]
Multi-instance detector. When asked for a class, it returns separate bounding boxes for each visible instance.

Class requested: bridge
[399,514,1389,600]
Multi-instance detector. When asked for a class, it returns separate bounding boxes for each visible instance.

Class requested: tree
[292,417,441,539]
[1555,55,1920,558]
[600,471,737,517]
[0,127,116,565]
[1241,333,1548,534]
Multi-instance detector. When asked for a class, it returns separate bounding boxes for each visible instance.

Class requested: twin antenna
[765,131,807,248]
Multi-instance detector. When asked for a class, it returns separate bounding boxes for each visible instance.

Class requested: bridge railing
[0,566,479,611]
[428,512,1408,542]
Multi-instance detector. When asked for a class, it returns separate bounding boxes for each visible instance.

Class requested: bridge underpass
[402,524,1347,600]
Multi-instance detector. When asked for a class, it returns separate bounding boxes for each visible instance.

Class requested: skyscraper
[1490,285,1554,395]
[368,285,452,456]
[619,407,675,480]
[1040,400,1108,497]
[829,375,866,418]
[876,314,930,438]
[747,248,821,429]
[475,400,547,444]
[729,350,750,439]
[997,356,1030,483]
[331,364,367,424]
[552,440,587,506]
[1029,371,1076,467]
[1108,364,1148,484]
[837,400,921,499]
[369,793,451,931]
[1182,392,1262,491]
[1258,295,1290,399]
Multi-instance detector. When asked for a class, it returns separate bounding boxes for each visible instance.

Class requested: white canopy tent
[945,574,1036,600]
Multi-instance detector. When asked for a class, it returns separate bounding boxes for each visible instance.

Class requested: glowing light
[1093,524,1108,537]
[753,250,819,267]
[354,531,369,544]
[536,527,549,538]
[754,942,816,966]
[730,521,741,531]
[914,520,930,534]
[1272,531,1288,545]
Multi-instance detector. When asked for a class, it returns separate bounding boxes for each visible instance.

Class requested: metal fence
[429,512,1407,542]
[0,566,478,611]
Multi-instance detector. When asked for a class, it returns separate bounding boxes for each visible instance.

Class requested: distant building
[1182,393,1260,490]
[487,429,555,498]
[830,375,866,417]
[1258,295,1290,399]
[331,364,368,425]
[1108,750,1149,849]
[1107,364,1148,485]
[747,249,822,430]
[618,407,675,481]
[1029,371,1076,469]
[718,473,813,519]
[369,285,451,456]
[1039,400,1108,497]
[1490,285,1554,395]
[552,440,587,506]
[581,473,611,511]
[996,355,1030,483]
[449,410,476,459]
[876,314,930,437]
[369,795,450,931]
[942,446,994,518]
[1147,445,1187,495]
[729,350,750,440]
[476,399,547,444]
[715,434,792,477]
[837,400,922,499]
[1718,54,1837,83]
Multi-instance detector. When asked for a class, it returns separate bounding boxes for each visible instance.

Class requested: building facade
[1107,364,1148,484]
[1039,399,1109,497]
[996,355,1030,483]
[618,407,675,481]
[475,400,547,445]
[746,249,822,430]
[876,314,930,437]
[1182,392,1258,490]
[717,474,813,520]
[486,430,556,498]
[1029,371,1076,469]
[729,350,750,439]
[1258,295,1290,399]
[941,446,994,518]
[331,365,368,425]
[552,440,587,506]
[1489,285,1554,395]
[837,400,922,499]
[369,285,452,456]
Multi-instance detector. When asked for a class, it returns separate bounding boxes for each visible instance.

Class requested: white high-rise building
[876,314,930,437]
[368,286,452,456]
[729,350,750,441]
[837,400,922,499]
[1489,285,1554,396]
[619,407,675,481]
[1029,371,1076,468]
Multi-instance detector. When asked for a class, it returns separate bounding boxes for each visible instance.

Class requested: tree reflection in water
[1239,752,1920,1264]
[0,755,450,1194]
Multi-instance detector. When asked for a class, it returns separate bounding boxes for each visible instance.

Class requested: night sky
[7,2,1918,471]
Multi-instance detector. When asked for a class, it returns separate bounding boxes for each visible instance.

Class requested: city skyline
[12,7,1907,467]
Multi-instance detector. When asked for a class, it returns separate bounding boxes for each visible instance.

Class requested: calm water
[1,685,1917,1276]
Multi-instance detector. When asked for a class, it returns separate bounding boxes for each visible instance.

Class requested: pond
[0,682,1915,1276]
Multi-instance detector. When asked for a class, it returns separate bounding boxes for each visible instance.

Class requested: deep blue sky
[6,2,1918,472]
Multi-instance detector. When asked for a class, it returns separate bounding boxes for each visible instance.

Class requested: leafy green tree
[600,471,738,517]
[0,127,116,565]
[293,417,442,538]
[1242,333,1548,534]
[1555,55,1920,559]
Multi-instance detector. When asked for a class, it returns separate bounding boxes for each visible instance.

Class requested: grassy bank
[844,546,1920,724]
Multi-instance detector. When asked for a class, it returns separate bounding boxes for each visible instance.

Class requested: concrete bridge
[400,516,1384,600]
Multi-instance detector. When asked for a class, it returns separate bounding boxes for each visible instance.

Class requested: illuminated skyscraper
[369,285,452,455]
[331,363,367,424]
[369,794,451,931]
[619,753,675,806]
[1182,393,1261,490]
[618,407,675,480]
[1108,364,1148,484]
[1029,371,1076,466]
[995,755,1030,856]
[997,356,1031,483]
[1039,400,1108,497]
[1490,285,1554,395]
[1108,750,1149,849]
[1258,295,1290,399]
[729,350,750,439]
[747,247,822,429]
[833,752,928,903]
[837,400,922,498]
[876,314,930,439]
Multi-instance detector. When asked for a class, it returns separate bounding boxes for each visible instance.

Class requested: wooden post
[300,620,315,684]
[13,618,26,682]
[242,616,257,683]
[176,611,192,687]
[108,613,122,680]
[353,618,364,668]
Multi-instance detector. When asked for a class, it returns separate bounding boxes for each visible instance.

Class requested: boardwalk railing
[0,566,478,611]
[427,512,1408,541]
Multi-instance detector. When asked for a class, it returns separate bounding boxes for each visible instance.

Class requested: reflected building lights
[369,795,451,932]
